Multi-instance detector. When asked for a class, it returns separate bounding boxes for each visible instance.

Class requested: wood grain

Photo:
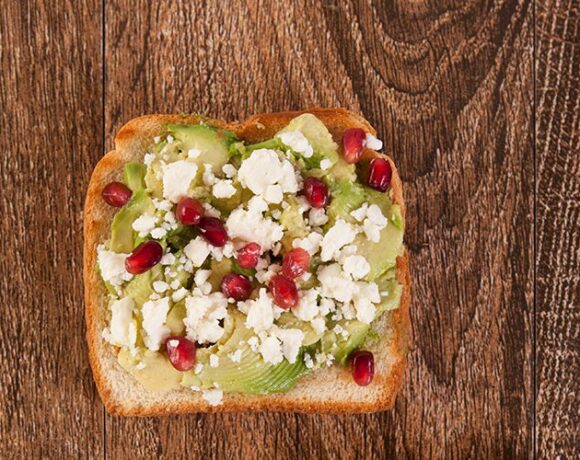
[536,0,580,457]
[1,0,577,457]
[0,0,104,457]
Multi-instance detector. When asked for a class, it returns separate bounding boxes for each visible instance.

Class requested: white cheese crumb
[160,252,175,266]
[132,214,158,236]
[97,245,132,286]
[292,232,323,256]
[209,354,219,367]
[188,148,201,159]
[244,289,275,332]
[222,163,237,178]
[202,163,217,186]
[141,297,171,351]
[184,237,211,267]
[319,158,332,170]
[153,136,161,144]
[166,134,174,144]
[144,153,155,166]
[184,292,228,344]
[150,227,167,239]
[274,328,304,363]
[259,335,284,365]
[237,149,298,199]
[293,288,320,321]
[308,208,328,227]
[107,297,136,348]
[277,131,314,158]
[363,204,388,243]
[320,219,358,261]
[317,263,358,303]
[304,353,314,369]
[212,179,237,199]
[202,388,223,406]
[172,287,188,302]
[153,280,170,293]
[226,198,284,251]
[365,133,383,151]
[310,317,327,335]
[342,255,370,280]
[194,363,204,374]
[248,336,259,352]
[162,160,198,203]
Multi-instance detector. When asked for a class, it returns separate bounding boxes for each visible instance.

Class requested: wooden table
[1,1,578,458]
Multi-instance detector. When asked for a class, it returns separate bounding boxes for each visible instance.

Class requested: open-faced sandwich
[84,108,409,415]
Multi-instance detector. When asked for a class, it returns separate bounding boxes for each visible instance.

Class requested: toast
[84,108,410,415]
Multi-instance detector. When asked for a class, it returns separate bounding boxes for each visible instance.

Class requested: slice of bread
[84,108,410,415]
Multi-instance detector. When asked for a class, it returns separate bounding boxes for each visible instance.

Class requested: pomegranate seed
[198,217,228,247]
[237,242,261,269]
[102,181,132,207]
[367,158,392,192]
[303,177,329,208]
[165,336,196,371]
[282,248,310,279]
[350,350,375,386]
[221,274,252,300]
[342,128,366,164]
[125,240,163,274]
[268,275,298,309]
[176,197,204,225]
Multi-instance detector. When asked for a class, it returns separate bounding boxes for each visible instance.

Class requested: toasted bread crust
[84,108,410,415]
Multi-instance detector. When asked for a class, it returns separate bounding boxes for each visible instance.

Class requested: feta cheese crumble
[277,131,314,158]
[105,297,136,348]
[97,245,133,286]
[184,292,229,344]
[141,297,171,351]
[226,197,284,251]
[320,219,359,261]
[202,388,223,406]
[365,133,383,151]
[184,237,212,267]
[162,160,198,203]
[237,149,298,202]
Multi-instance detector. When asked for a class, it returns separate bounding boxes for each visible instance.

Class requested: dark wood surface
[0,0,577,458]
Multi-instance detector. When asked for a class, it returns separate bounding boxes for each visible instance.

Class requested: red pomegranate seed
[268,275,298,309]
[342,128,366,164]
[367,158,392,192]
[303,177,329,208]
[221,274,252,300]
[198,217,228,247]
[237,242,261,269]
[282,248,310,279]
[165,336,196,371]
[102,181,132,207]
[350,350,375,386]
[125,240,163,274]
[176,197,204,225]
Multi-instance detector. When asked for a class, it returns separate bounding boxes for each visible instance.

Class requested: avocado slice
[185,311,309,394]
[118,348,182,392]
[279,196,310,252]
[123,265,163,307]
[326,179,366,225]
[166,124,236,173]
[109,190,154,253]
[276,113,339,167]
[123,162,147,192]
[322,320,369,366]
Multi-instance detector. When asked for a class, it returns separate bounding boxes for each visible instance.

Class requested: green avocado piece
[186,311,309,394]
[166,300,186,336]
[276,312,321,346]
[123,162,147,192]
[123,265,163,307]
[323,320,369,366]
[277,114,338,168]
[166,123,237,173]
[279,196,310,252]
[354,204,404,281]
[374,268,403,314]
[327,179,366,225]
[118,348,182,392]
[110,190,154,253]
